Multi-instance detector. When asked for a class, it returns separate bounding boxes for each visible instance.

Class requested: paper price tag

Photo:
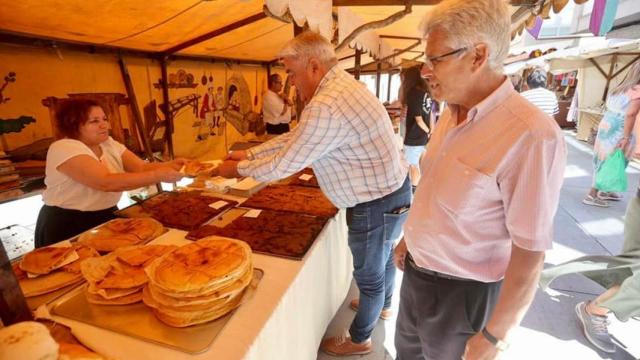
[209,200,229,210]
[243,209,262,218]
[299,174,313,181]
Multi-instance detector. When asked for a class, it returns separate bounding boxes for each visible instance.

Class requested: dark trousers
[395,255,502,360]
[346,177,412,343]
[265,123,290,135]
[34,205,117,248]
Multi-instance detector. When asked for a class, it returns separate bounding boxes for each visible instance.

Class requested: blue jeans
[347,177,412,343]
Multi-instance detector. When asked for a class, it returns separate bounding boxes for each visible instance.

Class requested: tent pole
[602,54,618,101]
[387,70,393,102]
[160,57,175,160]
[611,55,640,80]
[354,49,362,80]
[118,54,162,193]
[376,61,382,98]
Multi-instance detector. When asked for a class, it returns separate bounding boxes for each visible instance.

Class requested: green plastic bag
[595,149,628,192]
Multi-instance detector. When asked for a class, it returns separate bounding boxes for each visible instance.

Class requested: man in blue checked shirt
[218,31,411,356]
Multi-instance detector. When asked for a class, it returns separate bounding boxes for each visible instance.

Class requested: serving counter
[43,210,353,360]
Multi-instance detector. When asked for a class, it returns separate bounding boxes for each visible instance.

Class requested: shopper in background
[263,73,292,135]
[521,68,559,117]
[541,143,640,353]
[583,61,640,207]
[400,65,432,189]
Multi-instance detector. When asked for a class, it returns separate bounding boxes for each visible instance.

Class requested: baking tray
[115,190,238,231]
[186,208,328,261]
[50,268,263,354]
[11,237,86,311]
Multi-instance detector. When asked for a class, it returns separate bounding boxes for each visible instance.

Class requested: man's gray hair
[278,31,338,68]
[420,0,510,72]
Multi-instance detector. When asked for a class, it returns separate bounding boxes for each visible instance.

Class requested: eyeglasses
[423,47,467,70]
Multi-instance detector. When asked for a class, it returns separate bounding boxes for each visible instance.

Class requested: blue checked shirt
[237,65,408,208]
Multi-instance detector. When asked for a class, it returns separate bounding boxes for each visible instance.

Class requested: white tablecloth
[47,210,353,360]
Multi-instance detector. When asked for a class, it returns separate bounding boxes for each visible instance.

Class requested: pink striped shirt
[403,79,566,282]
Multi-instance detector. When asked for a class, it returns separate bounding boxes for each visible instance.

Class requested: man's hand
[217,160,241,178]
[226,150,247,161]
[462,332,501,360]
[394,238,408,271]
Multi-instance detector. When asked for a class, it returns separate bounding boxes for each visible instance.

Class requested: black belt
[406,254,472,282]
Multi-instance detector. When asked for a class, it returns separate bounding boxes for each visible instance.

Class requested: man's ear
[471,43,489,70]
[308,58,321,74]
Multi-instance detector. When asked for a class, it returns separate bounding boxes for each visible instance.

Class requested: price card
[243,209,262,218]
[299,174,313,181]
[209,200,229,210]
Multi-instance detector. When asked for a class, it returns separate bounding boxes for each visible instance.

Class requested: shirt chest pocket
[435,159,494,214]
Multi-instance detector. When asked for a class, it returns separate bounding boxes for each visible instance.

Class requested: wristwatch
[481,327,509,351]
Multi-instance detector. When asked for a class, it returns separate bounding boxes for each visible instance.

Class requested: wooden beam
[0,31,269,66]
[159,58,175,159]
[376,61,382,98]
[354,49,362,80]
[611,55,640,80]
[589,58,608,79]
[162,13,267,55]
[387,71,393,102]
[333,0,438,5]
[379,35,422,41]
[118,55,162,193]
[358,39,421,69]
[602,54,618,102]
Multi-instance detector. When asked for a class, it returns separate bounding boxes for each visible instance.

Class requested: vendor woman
[34,99,184,247]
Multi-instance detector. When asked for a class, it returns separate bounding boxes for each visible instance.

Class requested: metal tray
[187,208,327,261]
[50,268,263,354]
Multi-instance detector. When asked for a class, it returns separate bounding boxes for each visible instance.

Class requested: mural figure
[224,73,261,135]
[198,86,216,138]
[214,86,226,136]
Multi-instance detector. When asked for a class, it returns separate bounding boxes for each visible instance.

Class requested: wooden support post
[354,49,362,80]
[160,57,175,160]
[118,55,162,193]
[602,54,618,101]
[375,61,382,98]
[387,70,393,102]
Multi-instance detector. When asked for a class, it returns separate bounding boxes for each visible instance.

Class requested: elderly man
[393,1,567,359]
[218,31,410,356]
[263,73,292,135]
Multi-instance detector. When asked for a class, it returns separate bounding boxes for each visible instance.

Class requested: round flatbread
[19,245,75,275]
[150,289,245,327]
[85,289,142,305]
[146,237,251,294]
[78,218,164,252]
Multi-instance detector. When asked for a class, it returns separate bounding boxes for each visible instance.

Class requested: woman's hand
[154,168,184,183]
[616,136,629,150]
[166,158,189,171]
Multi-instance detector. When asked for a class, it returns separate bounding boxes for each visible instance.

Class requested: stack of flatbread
[142,237,253,327]
[12,242,99,297]
[80,245,177,305]
[78,218,164,252]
